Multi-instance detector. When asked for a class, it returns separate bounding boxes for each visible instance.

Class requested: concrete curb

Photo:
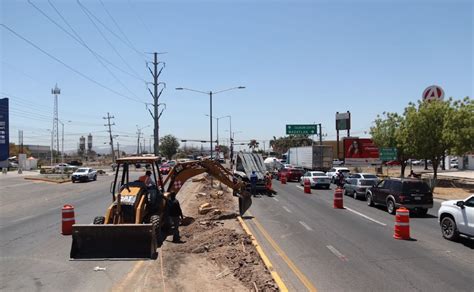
[24,177,70,184]
[237,216,288,292]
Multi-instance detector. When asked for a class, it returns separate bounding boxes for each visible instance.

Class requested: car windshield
[403,181,430,193]
[312,172,326,176]
[339,169,350,173]
[362,174,377,179]
[76,169,87,173]
[359,179,377,186]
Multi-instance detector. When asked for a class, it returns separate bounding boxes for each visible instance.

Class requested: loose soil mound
[162,175,278,291]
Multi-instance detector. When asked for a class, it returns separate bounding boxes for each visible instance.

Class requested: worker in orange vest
[265,172,276,195]
[138,170,154,187]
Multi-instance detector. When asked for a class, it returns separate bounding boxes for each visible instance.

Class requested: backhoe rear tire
[93,216,105,224]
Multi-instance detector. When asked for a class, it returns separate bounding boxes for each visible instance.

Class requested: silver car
[300,171,331,189]
[343,173,379,199]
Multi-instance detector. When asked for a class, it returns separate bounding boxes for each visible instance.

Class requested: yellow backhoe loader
[70,156,251,260]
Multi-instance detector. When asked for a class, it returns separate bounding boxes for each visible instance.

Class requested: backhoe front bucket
[70,224,157,260]
[239,194,252,216]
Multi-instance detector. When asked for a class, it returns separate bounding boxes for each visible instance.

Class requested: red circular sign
[422,85,444,101]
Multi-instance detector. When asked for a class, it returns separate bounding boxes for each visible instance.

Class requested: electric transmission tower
[103,113,116,163]
[146,52,166,157]
[51,84,60,163]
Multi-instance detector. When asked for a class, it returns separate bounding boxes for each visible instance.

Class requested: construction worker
[167,192,184,243]
[265,172,274,195]
[250,171,258,197]
[138,170,154,187]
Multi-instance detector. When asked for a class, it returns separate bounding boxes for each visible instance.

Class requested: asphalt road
[0,174,139,291]
[244,180,474,291]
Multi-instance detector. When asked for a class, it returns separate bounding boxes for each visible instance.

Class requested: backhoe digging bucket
[239,194,252,216]
[70,224,157,260]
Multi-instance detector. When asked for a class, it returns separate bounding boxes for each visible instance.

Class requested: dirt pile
[164,175,278,291]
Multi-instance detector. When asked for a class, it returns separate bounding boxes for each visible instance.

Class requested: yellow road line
[238,216,289,292]
[249,213,318,292]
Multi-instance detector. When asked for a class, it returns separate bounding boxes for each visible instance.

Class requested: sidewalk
[424,170,474,182]
[0,170,41,179]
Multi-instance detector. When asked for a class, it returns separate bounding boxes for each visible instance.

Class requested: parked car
[343,173,379,199]
[366,178,433,215]
[332,159,344,166]
[300,171,331,189]
[277,168,304,182]
[71,168,97,183]
[326,167,350,183]
[438,195,474,241]
[159,163,172,175]
[384,160,400,166]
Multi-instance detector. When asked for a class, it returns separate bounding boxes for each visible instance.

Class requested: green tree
[160,134,180,159]
[269,135,313,155]
[370,112,411,177]
[403,99,453,187]
[445,97,474,156]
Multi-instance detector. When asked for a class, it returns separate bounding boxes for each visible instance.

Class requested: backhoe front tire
[93,216,105,224]
[150,215,162,246]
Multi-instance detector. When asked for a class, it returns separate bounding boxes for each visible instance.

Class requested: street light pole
[175,86,245,160]
[210,91,213,158]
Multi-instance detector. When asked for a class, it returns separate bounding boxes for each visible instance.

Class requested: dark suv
[366,178,433,215]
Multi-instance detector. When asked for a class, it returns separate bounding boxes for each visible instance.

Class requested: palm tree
[248,139,259,152]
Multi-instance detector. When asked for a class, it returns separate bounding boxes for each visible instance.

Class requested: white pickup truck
[438,195,474,240]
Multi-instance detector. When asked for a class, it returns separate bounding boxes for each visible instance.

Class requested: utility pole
[147,52,166,157]
[117,142,120,159]
[103,113,115,163]
[136,127,141,155]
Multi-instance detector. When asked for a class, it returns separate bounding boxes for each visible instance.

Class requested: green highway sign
[380,148,398,161]
[286,124,317,135]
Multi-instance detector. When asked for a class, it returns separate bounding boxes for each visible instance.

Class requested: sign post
[335,111,351,159]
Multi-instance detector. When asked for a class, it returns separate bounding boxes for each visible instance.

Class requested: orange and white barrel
[61,204,75,235]
[394,207,410,240]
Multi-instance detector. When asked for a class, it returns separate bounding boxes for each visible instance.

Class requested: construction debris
[165,175,278,291]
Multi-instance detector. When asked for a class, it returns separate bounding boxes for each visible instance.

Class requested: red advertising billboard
[343,138,381,166]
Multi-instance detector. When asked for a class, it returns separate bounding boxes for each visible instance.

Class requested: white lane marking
[296,185,304,190]
[11,215,35,224]
[327,245,348,262]
[282,206,292,213]
[299,221,313,231]
[272,197,279,202]
[345,207,387,226]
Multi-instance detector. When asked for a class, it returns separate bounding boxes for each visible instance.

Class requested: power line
[45,0,147,85]
[26,0,145,100]
[1,24,145,104]
[26,0,144,83]
[76,0,144,88]
[99,0,143,58]
[77,0,146,61]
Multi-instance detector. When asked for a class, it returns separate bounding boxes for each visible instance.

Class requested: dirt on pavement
[114,175,278,292]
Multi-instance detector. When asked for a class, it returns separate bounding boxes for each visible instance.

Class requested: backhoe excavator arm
[162,160,252,215]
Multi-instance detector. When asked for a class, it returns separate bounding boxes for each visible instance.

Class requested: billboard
[343,138,381,166]
[336,111,351,131]
[0,98,9,168]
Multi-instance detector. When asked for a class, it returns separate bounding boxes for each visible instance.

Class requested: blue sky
[1,0,472,152]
